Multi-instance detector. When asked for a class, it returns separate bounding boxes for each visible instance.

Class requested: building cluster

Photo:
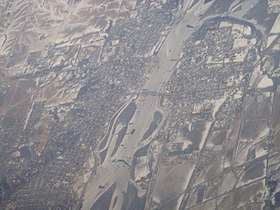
[163,18,257,134]
[146,17,275,209]
[268,0,280,13]
[0,0,179,209]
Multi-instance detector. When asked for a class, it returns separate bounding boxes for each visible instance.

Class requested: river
[81,1,209,210]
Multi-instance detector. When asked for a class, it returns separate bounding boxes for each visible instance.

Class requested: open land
[0,0,280,210]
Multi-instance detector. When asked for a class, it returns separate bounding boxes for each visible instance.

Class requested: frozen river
[81,2,207,210]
